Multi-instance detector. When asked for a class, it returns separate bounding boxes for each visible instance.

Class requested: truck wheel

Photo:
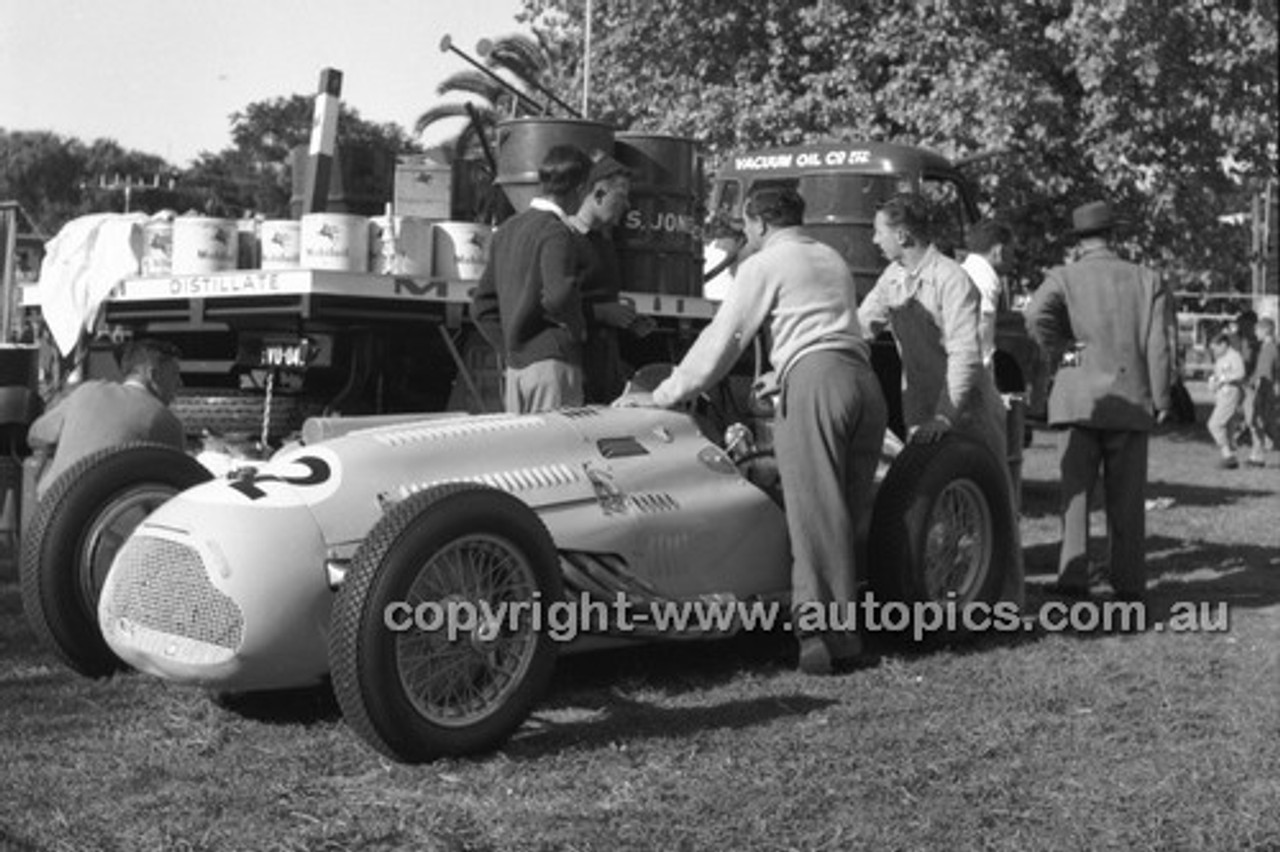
[19,442,212,677]
[868,434,1014,616]
[329,483,563,763]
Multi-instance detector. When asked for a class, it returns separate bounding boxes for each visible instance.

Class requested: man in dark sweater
[472,144,593,413]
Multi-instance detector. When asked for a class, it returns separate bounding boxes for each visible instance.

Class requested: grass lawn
[1,382,1277,852]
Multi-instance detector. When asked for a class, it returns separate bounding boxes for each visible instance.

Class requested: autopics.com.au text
[382,592,1229,644]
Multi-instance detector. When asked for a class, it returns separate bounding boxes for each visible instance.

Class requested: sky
[0,0,533,167]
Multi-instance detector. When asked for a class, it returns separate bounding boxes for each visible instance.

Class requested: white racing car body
[60,395,1017,763]
[100,409,792,686]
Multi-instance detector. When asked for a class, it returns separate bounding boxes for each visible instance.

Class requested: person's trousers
[504,360,583,414]
[1057,426,1149,595]
[1245,384,1276,458]
[1207,385,1243,455]
[773,349,887,653]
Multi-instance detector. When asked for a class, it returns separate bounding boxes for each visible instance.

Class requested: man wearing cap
[472,144,593,413]
[1025,200,1173,602]
[569,154,644,403]
[27,338,186,499]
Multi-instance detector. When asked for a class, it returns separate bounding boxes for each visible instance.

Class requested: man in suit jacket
[1025,201,1173,601]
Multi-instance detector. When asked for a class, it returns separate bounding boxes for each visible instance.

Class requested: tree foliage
[417,34,565,156]
[522,0,1277,288]
[188,96,421,218]
[2,96,422,231]
[0,130,174,234]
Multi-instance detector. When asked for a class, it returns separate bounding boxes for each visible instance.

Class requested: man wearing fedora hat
[1025,200,1173,602]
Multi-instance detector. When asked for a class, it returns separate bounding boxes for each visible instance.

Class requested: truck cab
[706,141,1045,434]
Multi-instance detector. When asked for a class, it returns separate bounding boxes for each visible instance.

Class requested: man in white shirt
[959,219,1013,372]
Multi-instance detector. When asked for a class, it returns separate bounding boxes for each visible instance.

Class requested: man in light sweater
[630,185,888,674]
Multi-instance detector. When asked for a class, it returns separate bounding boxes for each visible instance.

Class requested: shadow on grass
[1019,477,1273,521]
[550,629,796,695]
[210,681,341,724]
[1020,533,1279,643]
[509,691,837,759]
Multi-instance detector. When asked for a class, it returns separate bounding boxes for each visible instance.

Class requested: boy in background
[1206,331,1246,469]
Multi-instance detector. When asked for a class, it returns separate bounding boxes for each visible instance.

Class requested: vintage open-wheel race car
[19,368,1021,764]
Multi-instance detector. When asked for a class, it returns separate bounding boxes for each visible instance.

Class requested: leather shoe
[797,636,833,675]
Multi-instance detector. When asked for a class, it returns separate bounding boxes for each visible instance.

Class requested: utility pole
[0,202,18,344]
[303,68,343,214]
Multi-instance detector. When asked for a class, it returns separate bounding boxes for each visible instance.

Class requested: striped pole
[303,68,343,214]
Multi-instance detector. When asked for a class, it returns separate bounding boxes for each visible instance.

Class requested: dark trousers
[1057,426,1149,595]
[774,349,887,652]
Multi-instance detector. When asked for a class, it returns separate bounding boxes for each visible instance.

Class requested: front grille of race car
[102,534,245,661]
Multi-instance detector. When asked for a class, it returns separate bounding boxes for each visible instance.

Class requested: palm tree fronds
[435,71,510,102]
[414,103,471,136]
[485,34,550,79]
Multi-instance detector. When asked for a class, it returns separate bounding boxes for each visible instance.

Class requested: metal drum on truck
[432,222,491,282]
[613,133,701,296]
[140,218,173,277]
[299,213,369,272]
[259,220,301,270]
[494,118,615,213]
[171,217,238,274]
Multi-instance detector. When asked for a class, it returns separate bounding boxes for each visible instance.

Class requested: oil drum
[613,133,701,296]
[493,118,616,214]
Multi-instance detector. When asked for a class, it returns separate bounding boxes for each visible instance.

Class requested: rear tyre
[19,442,212,677]
[329,484,562,763]
[868,434,1015,630]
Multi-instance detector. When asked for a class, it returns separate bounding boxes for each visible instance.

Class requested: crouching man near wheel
[27,338,185,499]
[622,184,888,674]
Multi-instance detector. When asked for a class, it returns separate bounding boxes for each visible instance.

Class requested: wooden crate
[394,157,452,219]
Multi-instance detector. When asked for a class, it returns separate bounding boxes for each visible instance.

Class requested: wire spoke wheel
[330,483,563,763]
[397,533,540,728]
[869,434,1016,641]
[923,479,993,602]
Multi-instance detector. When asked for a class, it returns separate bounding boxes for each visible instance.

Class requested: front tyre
[329,484,563,763]
[19,442,212,677]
